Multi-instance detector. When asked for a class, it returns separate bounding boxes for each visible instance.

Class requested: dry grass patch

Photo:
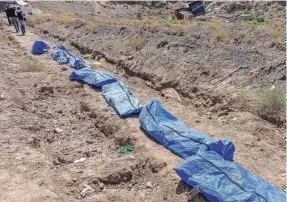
[238,31,248,38]
[258,88,286,126]
[216,32,228,41]
[126,36,145,49]
[0,33,9,42]
[79,21,99,33]
[56,16,76,25]
[269,31,281,39]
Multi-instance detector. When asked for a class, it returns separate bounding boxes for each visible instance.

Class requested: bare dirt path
[0,14,285,202]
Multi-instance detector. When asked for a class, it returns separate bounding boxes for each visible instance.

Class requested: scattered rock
[74,157,86,164]
[161,88,182,103]
[148,157,166,173]
[40,85,54,94]
[195,16,207,21]
[218,111,229,117]
[0,94,5,100]
[146,182,153,189]
[28,137,40,148]
[80,184,95,197]
[195,119,201,123]
[157,40,168,48]
[54,128,63,133]
[114,135,134,146]
[231,93,238,99]
[99,182,105,190]
[257,16,264,22]
[86,139,95,144]
[127,55,134,60]
[61,66,67,71]
[97,168,132,184]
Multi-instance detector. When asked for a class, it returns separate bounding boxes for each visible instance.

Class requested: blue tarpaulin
[139,100,235,161]
[69,67,117,88]
[174,151,286,202]
[31,40,50,55]
[102,81,142,117]
[51,45,91,69]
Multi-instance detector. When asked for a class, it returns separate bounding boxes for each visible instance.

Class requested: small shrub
[269,31,281,39]
[169,27,180,34]
[258,88,286,126]
[79,21,98,33]
[238,31,248,38]
[34,15,49,24]
[22,59,43,72]
[126,37,145,48]
[56,16,75,25]
[210,24,219,32]
[0,34,9,42]
[216,32,227,40]
[260,89,286,111]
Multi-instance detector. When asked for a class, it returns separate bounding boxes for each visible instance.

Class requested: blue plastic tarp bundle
[174,151,286,202]
[102,81,142,117]
[31,40,50,55]
[139,100,235,161]
[51,45,91,69]
[69,67,117,88]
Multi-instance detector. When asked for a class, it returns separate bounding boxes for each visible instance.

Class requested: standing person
[7,4,19,32]
[16,7,26,35]
[4,4,11,25]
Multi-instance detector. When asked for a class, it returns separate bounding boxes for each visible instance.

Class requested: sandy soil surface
[0,1,286,201]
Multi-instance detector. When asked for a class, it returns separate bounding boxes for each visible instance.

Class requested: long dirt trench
[0,17,285,202]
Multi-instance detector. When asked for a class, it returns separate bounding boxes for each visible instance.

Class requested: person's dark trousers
[6,13,11,25]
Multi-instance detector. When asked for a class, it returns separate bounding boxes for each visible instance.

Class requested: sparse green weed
[126,37,145,48]
[216,32,227,40]
[269,31,281,39]
[56,16,75,25]
[238,31,248,38]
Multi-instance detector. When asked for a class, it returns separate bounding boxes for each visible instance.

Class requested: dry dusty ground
[0,4,286,201]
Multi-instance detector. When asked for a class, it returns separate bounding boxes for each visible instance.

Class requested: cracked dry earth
[0,16,285,202]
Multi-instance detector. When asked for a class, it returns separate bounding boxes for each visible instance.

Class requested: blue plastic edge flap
[174,151,286,202]
[69,67,117,88]
[51,45,91,69]
[102,81,142,117]
[138,100,235,161]
[31,40,50,55]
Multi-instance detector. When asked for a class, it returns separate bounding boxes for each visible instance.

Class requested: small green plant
[269,31,281,39]
[258,88,286,126]
[79,21,98,33]
[248,19,259,26]
[56,16,75,25]
[126,37,145,48]
[216,32,227,40]
[22,59,43,72]
[238,31,248,38]
[169,27,180,34]
[260,89,286,111]
[33,15,49,24]
[210,24,219,32]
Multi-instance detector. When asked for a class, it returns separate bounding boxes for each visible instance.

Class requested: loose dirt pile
[0,1,286,201]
